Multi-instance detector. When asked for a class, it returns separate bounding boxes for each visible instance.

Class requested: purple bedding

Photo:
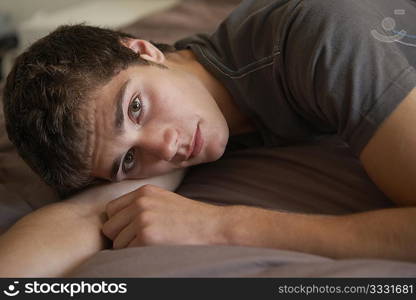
[1,0,415,277]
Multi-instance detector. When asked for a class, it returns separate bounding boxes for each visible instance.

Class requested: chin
[207,132,229,162]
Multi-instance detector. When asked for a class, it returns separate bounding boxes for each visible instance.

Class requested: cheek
[158,79,203,115]
[141,163,177,179]
[147,89,184,122]
[129,152,176,178]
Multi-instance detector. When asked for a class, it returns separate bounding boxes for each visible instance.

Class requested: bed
[1,0,416,277]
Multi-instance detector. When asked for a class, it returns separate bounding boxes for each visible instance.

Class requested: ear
[121,38,165,64]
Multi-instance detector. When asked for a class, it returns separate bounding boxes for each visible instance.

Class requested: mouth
[186,123,203,160]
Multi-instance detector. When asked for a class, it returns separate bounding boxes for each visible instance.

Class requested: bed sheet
[1,0,416,277]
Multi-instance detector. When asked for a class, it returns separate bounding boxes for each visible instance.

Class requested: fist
[102,184,228,249]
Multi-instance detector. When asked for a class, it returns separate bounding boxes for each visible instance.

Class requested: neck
[165,49,256,136]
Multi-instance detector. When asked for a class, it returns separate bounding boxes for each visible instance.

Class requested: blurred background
[0,0,181,80]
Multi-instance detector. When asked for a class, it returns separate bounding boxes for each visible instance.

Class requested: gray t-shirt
[175,0,416,155]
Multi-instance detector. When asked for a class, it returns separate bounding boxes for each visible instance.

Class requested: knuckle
[139,184,164,195]
[133,196,152,210]
[136,211,154,226]
[141,226,158,245]
[140,184,156,194]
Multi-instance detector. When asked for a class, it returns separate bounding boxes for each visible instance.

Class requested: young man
[2,0,416,276]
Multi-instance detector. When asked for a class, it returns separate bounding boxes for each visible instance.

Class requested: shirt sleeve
[281,0,416,156]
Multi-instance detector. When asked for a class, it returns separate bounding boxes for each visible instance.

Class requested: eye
[122,148,136,173]
[129,96,143,122]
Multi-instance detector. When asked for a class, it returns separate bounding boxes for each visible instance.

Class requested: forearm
[0,169,186,277]
[225,205,416,262]
[0,201,108,277]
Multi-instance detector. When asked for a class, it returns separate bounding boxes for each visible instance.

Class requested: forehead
[90,64,161,104]
[92,67,131,101]
[90,65,142,130]
[89,68,132,179]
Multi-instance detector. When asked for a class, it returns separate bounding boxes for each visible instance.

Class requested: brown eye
[129,96,143,123]
[131,97,142,112]
[122,148,135,173]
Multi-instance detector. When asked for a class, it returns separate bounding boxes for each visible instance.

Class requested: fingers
[106,194,135,219]
[104,184,168,249]
[112,222,139,249]
[102,205,135,240]
[127,238,142,248]
[105,184,161,218]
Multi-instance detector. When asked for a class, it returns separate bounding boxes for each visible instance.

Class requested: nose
[138,126,178,161]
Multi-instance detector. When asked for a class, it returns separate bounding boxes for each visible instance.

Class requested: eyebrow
[114,79,130,132]
[110,155,123,182]
[110,79,131,181]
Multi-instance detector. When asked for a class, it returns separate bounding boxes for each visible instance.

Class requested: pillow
[176,135,393,215]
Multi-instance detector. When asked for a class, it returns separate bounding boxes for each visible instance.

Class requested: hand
[102,184,228,249]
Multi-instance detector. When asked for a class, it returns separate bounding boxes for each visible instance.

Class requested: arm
[269,1,416,261]
[222,88,416,262]
[100,180,416,262]
[0,168,186,277]
[359,87,416,207]
[223,205,416,262]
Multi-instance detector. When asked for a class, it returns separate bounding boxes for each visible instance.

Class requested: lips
[186,123,203,161]
[189,124,203,159]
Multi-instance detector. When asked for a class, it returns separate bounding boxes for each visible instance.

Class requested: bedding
[1,0,416,277]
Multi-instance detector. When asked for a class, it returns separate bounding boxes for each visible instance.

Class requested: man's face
[90,63,229,181]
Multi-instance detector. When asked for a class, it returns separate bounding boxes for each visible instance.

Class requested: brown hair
[2,24,175,198]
